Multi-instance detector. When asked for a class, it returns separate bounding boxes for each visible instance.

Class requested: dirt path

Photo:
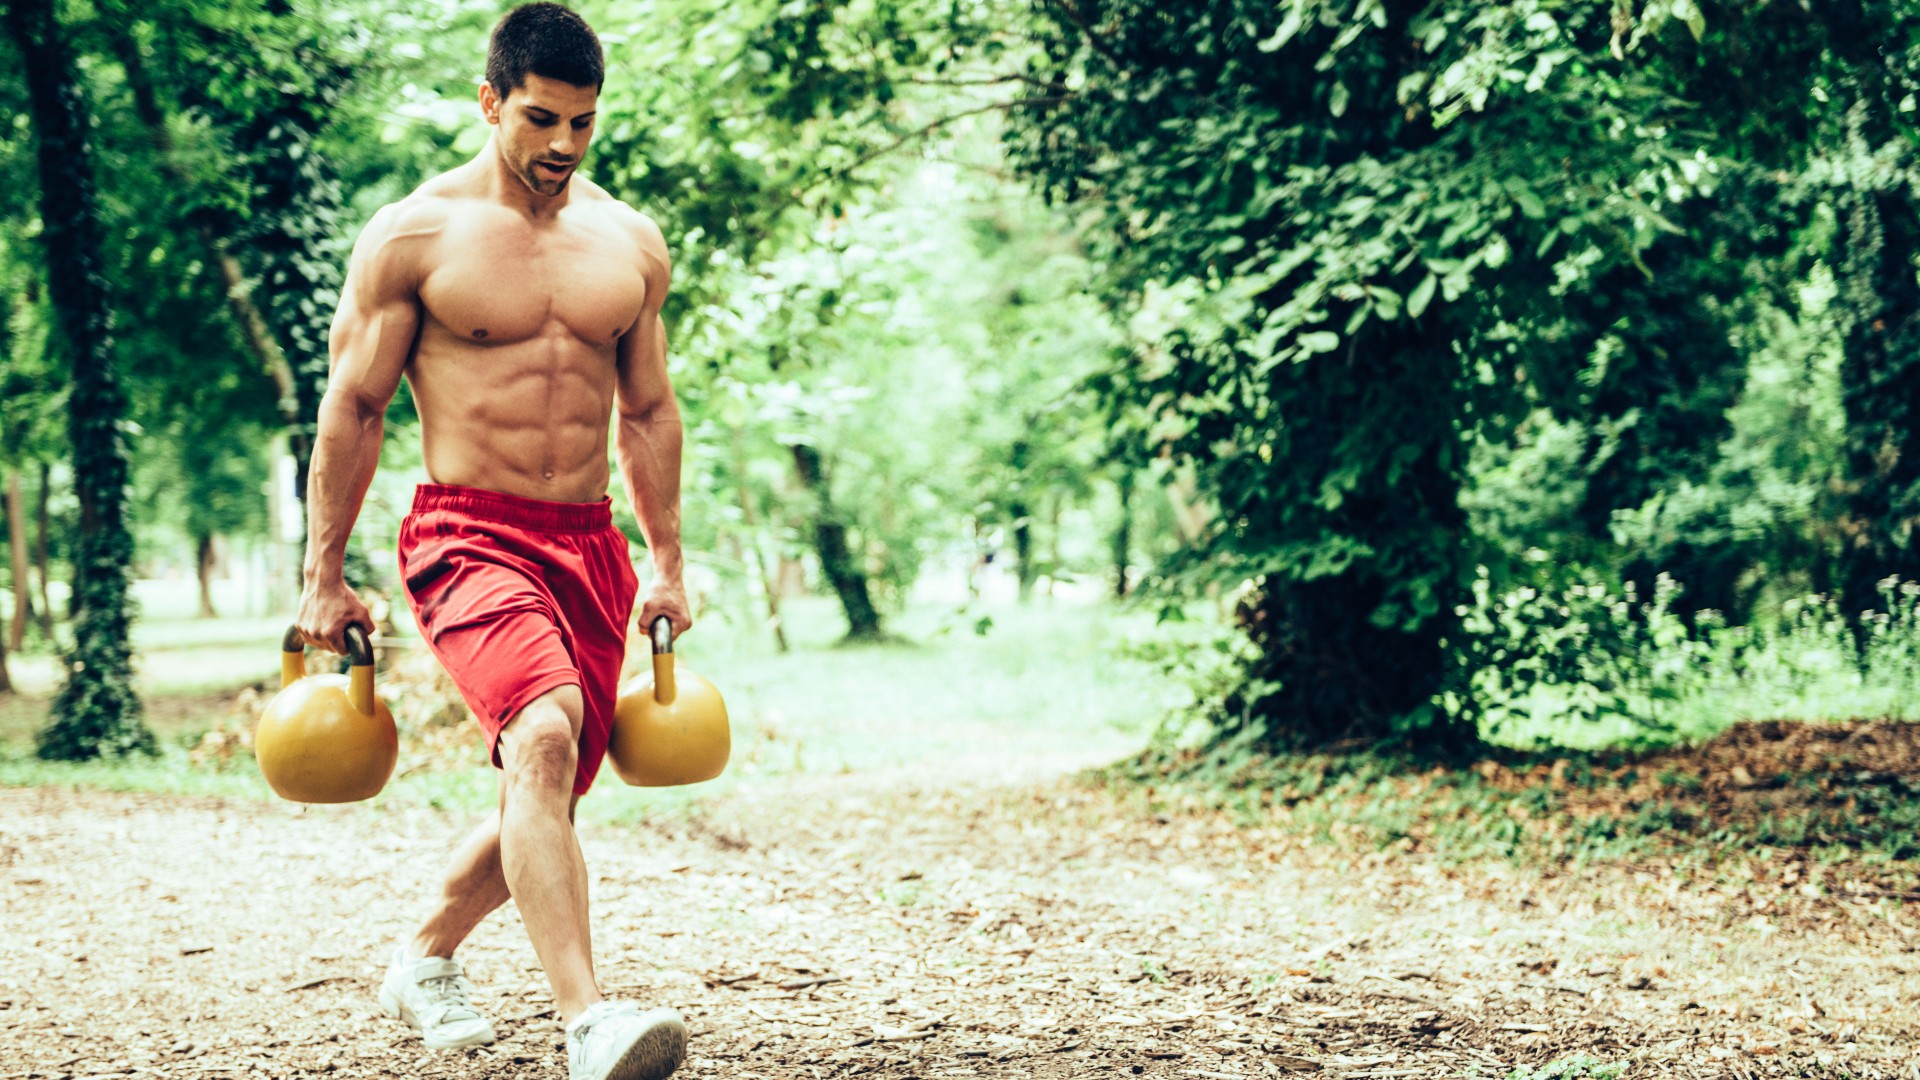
[1,771,1916,1080]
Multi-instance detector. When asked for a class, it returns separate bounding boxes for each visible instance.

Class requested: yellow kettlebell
[254,624,398,804]
[608,616,730,786]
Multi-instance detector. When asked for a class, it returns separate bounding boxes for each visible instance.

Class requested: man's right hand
[297,576,375,655]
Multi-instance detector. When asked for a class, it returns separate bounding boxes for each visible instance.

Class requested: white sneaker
[377,948,497,1049]
[566,1000,688,1080]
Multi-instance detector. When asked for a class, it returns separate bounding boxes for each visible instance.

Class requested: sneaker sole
[378,981,497,1050]
[600,1010,688,1080]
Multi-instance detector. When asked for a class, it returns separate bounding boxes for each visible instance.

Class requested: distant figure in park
[293,5,690,1079]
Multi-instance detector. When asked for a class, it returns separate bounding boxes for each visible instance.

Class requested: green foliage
[1005,0,1746,747]
[1007,0,1920,750]
[10,0,1920,768]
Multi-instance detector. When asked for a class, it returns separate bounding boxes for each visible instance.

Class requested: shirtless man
[293,6,689,1079]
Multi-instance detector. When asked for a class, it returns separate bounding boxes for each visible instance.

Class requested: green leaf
[1299,331,1340,353]
[1258,5,1304,53]
[1407,274,1437,318]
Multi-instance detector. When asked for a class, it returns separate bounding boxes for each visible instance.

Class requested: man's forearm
[615,401,685,584]
[303,390,385,583]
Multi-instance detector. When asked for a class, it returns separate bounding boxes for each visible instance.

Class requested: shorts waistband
[410,484,613,532]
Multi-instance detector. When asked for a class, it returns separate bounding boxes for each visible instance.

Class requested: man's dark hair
[486,3,604,100]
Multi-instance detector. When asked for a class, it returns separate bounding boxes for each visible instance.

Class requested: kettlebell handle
[281,624,377,717]
[648,615,677,705]
[281,624,374,665]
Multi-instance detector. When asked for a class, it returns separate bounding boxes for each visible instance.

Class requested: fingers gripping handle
[649,615,678,706]
[282,624,377,716]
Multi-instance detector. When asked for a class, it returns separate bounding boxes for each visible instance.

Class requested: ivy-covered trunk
[8,0,152,757]
[1222,315,1477,751]
[1837,192,1920,618]
[790,443,883,640]
[218,4,355,505]
[238,87,349,504]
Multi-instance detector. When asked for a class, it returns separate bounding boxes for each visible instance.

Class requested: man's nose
[550,130,579,158]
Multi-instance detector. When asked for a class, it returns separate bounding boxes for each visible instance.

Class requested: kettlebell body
[608,618,730,787]
[255,625,398,804]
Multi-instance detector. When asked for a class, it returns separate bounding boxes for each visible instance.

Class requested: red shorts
[397,484,638,795]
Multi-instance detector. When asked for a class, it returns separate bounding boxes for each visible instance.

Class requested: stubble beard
[517,154,569,197]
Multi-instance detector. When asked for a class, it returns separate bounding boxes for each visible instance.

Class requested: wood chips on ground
[1,757,1916,1079]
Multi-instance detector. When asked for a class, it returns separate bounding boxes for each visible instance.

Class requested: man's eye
[530,116,555,126]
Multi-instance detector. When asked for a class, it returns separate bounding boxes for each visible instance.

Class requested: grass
[0,593,1179,825]
[1475,577,1920,751]
[9,576,1920,884]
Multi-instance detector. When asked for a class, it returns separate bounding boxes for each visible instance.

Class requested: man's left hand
[639,578,692,639]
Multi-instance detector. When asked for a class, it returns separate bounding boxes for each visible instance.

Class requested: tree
[1003,1,1860,750]
[6,0,152,757]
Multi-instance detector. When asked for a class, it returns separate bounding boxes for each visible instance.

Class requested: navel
[472,328,488,340]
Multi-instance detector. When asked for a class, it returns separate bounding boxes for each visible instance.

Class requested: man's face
[481,73,599,197]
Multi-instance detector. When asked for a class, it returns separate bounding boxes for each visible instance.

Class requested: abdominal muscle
[405,320,619,505]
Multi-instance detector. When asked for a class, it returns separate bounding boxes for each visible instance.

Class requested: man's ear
[478,80,501,125]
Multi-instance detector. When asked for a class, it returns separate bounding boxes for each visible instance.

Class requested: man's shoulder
[575,178,668,256]
[368,185,459,242]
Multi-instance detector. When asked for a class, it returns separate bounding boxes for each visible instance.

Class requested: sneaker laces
[418,972,481,1024]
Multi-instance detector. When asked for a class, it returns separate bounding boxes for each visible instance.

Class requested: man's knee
[500,689,583,794]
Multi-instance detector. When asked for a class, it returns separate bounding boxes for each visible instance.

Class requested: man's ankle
[403,936,460,962]
[560,995,608,1028]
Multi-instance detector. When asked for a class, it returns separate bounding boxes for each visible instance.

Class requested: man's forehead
[510,74,598,114]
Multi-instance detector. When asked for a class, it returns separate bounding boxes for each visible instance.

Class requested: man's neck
[477,138,569,220]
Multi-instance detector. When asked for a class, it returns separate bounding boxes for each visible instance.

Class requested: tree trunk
[1044,495,1062,599]
[1230,412,1475,753]
[1163,466,1209,544]
[8,0,152,758]
[7,472,32,651]
[1112,467,1133,600]
[789,443,883,641]
[734,426,788,652]
[1009,438,1036,603]
[0,600,11,694]
[34,461,55,636]
[196,534,219,619]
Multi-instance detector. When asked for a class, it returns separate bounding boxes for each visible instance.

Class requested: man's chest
[417,214,648,347]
